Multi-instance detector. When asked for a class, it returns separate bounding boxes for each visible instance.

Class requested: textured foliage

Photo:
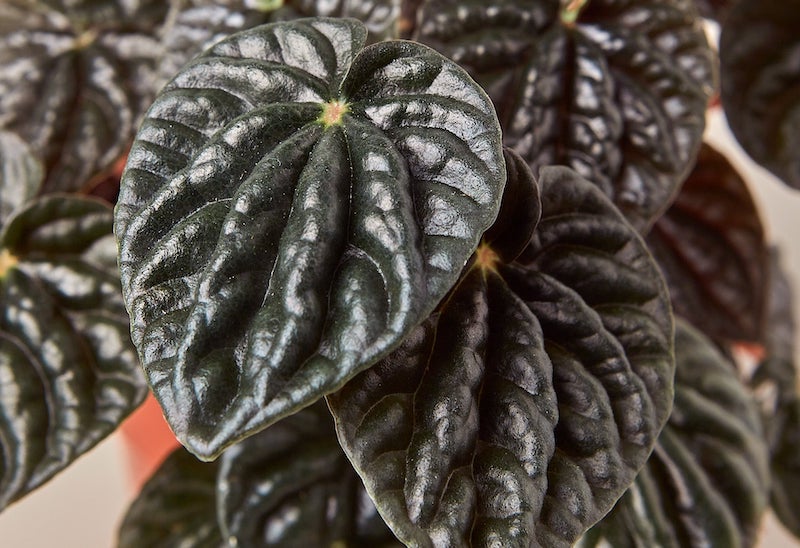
[646,144,768,343]
[720,0,800,189]
[579,321,770,548]
[329,166,674,547]
[413,0,715,230]
[0,0,168,193]
[116,18,505,459]
[0,131,42,223]
[0,195,145,509]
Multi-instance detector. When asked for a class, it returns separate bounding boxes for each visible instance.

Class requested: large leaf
[218,402,400,547]
[413,0,715,230]
[0,131,42,224]
[118,448,223,548]
[720,0,800,189]
[116,17,506,460]
[328,166,674,547]
[0,195,145,509]
[0,0,168,193]
[578,320,770,548]
[646,144,768,343]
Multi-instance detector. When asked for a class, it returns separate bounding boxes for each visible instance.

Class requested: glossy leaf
[116,18,505,460]
[646,144,768,343]
[579,320,770,548]
[218,402,400,547]
[0,195,145,509]
[118,448,223,548]
[0,0,168,193]
[328,166,674,547]
[0,131,42,224]
[720,0,800,189]
[414,0,715,230]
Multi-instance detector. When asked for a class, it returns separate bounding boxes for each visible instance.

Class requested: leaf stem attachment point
[0,249,18,277]
[474,242,500,274]
[319,100,350,128]
[561,0,590,25]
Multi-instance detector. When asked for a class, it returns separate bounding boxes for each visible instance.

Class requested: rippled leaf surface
[720,0,800,189]
[0,131,42,224]
[0,195,145,509]
[646,144,768,343]
[414,0,715,230]
[116,18,505,460]
[329,166,674,547]
[0,0,168,193]
[118,448,223,548]
[218,402,400,547]
[579,321,770,548]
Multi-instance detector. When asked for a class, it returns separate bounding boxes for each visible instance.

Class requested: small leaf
[116,18,505,460]
[720,0,800,189]
[0,131,42,224]
[328,166,674,547]
[646,144,768,343]
[0,0,168,192]
[0,194,145,509]
[579,320,770,548]
[413,0,716,230]
[218,402,400,547]
[118,448,223,548]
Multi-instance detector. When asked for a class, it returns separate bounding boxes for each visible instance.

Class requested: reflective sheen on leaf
[414,0,715,230]
[720,0,800,189]
[118,448,223,548]
[116,18,505,460]
[328,166,674,547]
[218,403,400,547]
[0,195,145,509]
[0,131,42,224]
[646,144,768,343]
[579,321,770,548]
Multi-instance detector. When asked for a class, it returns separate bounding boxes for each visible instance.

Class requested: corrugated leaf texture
[116,18,505,459]
[329,166,674,547]
[413,0,715,230]
[0,131,42,223]
[0,195,145,509]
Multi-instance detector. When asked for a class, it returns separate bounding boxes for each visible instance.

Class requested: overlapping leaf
[0,195,145,509]
[579,320,770,548]
[328,166,674,547]
[118,448,223,548]
[0,0,168,193]
[0,131,42,224]
[414,0,715,230]
[720,0,800,189]
[646,144,768,343]
[116,18,505,460]
[218,403,401,547]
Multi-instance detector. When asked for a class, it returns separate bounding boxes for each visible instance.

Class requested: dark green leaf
[0,195,145,509]
[0,131,42,224]
[720,0,800,189]
[118,448,223,548]
[328,166,674,547]
[116,18,505,460]
[579,320,770,548]
[414,0,715,230]
[0,0,168,193]
[646,144,768,343]
[218,402,400,547]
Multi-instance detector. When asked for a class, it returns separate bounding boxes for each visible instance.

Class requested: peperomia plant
[0,0,798,547]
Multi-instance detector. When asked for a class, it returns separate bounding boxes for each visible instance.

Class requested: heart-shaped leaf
[0,0,168,193]
[218,402,401,547]
[720,0,800,189]
[328,166,674,547]
[413,0,715,230]
[578,320,770,548]
[0,131,42,224]
[0,194,145,509]
[116,17,505,460]
[118,448,223,548]
[646,144,768,343]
